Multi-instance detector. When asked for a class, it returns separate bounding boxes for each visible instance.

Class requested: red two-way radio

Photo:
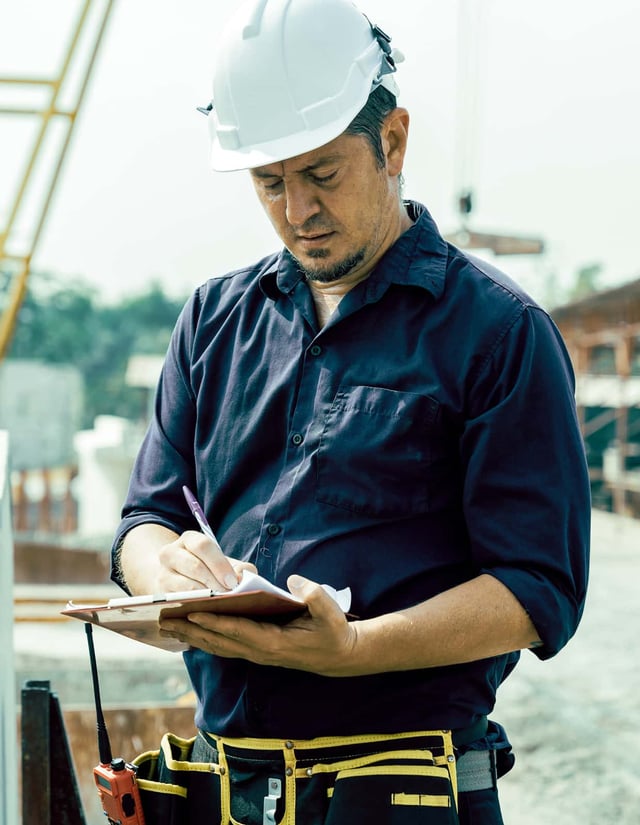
[85,623,146,825]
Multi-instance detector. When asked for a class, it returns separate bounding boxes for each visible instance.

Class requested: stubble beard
[293,247,367,284]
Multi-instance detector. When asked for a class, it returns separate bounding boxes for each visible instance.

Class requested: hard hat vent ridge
[242,0,270,38]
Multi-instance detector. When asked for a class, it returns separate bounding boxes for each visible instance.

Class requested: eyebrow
[252,154,344,179]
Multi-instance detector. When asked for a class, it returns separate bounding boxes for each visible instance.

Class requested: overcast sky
[1,0,639,307]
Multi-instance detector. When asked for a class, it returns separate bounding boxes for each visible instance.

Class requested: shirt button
[291,433,303,446]
[310,345,322,356]
[267,523,281,536]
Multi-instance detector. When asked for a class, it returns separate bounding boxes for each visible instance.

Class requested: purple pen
[182,485,217,541]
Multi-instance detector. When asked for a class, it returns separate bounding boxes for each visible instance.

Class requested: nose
[284,179,321,228]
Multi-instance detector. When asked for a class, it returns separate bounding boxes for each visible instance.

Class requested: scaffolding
[552,279,640,517]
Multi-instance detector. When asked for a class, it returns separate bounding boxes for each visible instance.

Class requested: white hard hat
[199,0,403,171]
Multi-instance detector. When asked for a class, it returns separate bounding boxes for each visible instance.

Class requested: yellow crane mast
[0,0,115,359]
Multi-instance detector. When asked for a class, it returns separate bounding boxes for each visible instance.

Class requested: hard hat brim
[209,108,360,172]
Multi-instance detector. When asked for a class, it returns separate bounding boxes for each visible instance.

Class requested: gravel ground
[495,509,640,824]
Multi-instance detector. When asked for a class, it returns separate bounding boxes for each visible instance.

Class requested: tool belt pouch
[319,734,459,825]
[132,732,221,825]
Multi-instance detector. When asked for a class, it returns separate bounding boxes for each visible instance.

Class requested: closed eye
[256,168,338,192]
[310,170,338,185]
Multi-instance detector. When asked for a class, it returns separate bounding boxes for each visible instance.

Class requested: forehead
[250,132,366,179]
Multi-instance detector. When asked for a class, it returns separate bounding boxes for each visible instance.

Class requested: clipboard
[62,571,351,652]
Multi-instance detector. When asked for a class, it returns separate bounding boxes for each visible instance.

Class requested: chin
[290,242,366,283]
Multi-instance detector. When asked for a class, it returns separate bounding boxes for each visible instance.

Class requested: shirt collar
[258,250,303,300]
[373,200,448,299]
[259,200,448,301]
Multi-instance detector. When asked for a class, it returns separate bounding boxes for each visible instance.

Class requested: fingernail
[288,574,305,591]
[224,573,238,590]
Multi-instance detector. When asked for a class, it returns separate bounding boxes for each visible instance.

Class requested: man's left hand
[159,574,360,676]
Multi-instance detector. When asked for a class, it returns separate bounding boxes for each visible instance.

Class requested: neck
[307,204,413,326]
[306,282,348,327]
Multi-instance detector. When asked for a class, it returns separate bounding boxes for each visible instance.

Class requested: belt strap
[457,749,495,793]
[203,718,494,794]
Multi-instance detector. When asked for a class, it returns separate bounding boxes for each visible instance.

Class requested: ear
[381,108,410,177]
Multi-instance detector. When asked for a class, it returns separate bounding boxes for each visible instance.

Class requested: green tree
[7,271,186,427]
[8,272,99,365]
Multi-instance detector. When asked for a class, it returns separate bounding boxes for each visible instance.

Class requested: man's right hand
[119,522,257,596]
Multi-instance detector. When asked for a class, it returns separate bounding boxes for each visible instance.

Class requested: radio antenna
[85,622,113,766]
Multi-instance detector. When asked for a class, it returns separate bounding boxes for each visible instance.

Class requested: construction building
[552,278,640,518]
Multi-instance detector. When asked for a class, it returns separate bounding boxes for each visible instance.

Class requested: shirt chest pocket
[315,385,447,519]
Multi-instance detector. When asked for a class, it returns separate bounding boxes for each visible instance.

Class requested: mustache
[294,215,334,235]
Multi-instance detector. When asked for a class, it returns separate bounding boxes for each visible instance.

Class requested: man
[113,1,590,822]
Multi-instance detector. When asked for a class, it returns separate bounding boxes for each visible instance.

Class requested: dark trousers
[457,787,505,825]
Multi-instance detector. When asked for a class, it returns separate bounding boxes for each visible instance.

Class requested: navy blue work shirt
[113,201,590,739]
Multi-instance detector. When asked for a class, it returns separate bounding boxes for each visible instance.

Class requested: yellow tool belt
[133,721,490,825]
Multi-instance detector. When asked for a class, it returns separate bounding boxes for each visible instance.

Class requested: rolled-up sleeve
[461,305,590,659]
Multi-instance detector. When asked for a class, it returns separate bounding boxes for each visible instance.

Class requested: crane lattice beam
[0,0,115,360]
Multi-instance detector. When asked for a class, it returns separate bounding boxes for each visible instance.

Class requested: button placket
[257,331,324,584]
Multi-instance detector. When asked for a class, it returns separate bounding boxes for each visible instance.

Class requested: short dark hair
[344,85,398,168]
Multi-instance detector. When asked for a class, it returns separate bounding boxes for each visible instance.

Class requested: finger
[231,559,258,576]
[157,536,222,590]
[156,544,256,597]
[154,541,212,592]
[179,531,239,590]
[287,575,343,622]
[183,611,264,643]
[161,613,274,662]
